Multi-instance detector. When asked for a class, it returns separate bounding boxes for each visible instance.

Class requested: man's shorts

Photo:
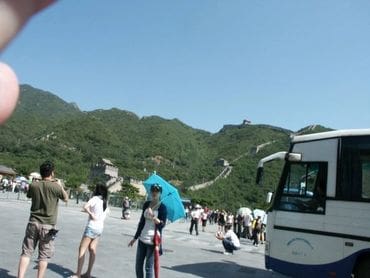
[83,226,102,239]
[21,222,55,261]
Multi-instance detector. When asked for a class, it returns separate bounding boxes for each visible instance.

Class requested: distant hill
[295,124,333,135]
[16,85,81,119]
[0,84,332,210]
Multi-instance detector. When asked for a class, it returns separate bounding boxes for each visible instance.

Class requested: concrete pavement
[0,199,288,278]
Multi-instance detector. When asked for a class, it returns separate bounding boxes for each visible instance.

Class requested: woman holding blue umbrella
[128,184,167,278]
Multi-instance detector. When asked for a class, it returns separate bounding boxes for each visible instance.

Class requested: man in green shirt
[18,161,68,278]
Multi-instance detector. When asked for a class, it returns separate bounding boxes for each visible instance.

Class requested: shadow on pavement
[48,263,74,277]
[122,232,134,237]
[162,260,272,278]
[0,268,16,278]
[201,248,224,254]
[171,230,191,235]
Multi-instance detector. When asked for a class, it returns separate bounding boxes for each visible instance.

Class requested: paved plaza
[0,197,288,278]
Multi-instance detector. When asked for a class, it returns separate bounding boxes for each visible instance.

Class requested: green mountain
[0,85,332,210]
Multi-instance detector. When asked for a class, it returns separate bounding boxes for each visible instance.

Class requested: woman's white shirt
[139,207,159,245]
[86,196,108,231]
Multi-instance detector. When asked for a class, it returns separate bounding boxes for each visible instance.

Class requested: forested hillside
[0,85,331,210]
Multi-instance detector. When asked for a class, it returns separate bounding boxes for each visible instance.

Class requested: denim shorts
[83,226,102,239]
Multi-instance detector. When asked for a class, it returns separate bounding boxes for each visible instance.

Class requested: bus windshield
[275,162,328,214]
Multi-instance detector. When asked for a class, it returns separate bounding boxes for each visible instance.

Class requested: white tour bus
[256,129,370,278]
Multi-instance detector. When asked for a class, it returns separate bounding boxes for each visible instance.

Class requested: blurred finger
[33,0,56,14]
[0,62,19,124]
[0,0,56,51]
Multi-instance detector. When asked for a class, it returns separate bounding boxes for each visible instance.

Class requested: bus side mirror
[256,167,263,185]
[287,153,302,162]
[266,192,273,203]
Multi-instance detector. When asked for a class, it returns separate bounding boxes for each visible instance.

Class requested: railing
[0,190,29,201]
[0,187,145,210]
[108,195,144,211]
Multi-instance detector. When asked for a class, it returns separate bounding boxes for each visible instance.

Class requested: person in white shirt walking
[216,224,240,255]
[189,205,201,236]
[70,184,109,278]
[201,209,208,232]
[242,213,253,239]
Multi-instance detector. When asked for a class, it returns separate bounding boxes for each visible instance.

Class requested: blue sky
[2,0,370,133]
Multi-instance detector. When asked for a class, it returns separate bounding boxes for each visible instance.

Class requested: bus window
[362,158,370,199]
[276,162,328,213]
[338,136,370,201]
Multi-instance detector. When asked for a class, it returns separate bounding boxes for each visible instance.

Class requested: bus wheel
[354,257,370,278]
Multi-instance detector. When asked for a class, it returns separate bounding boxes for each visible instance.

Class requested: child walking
[70,184,108,278]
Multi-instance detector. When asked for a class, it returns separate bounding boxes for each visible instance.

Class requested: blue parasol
[143,172,185,222]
